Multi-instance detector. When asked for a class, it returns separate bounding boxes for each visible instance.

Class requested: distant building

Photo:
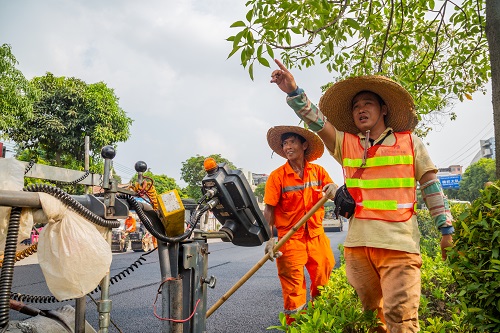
[437,165,463,176]
[238,168,254,187]
[436,164,463,190]
[252,173,269,186]
[470,137,495,164]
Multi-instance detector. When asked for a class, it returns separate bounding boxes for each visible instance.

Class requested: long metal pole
[98,232,112,333]
[75,136,91,333]
[205,196,328,318]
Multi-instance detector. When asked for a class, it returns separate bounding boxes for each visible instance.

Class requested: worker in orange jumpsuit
[124,213,136,233]
[263,125,338,325]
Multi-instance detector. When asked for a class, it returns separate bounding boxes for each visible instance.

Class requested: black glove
[333,185,355,219]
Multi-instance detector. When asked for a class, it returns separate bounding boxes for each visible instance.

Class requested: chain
[48,170,90,186]
[24,160,35,175]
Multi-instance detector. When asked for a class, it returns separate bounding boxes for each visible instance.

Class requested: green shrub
[269,200,488,333]
[417,209,441,257]
[448,182,500,332]
[269,249,477,332]
[268,262,382,332]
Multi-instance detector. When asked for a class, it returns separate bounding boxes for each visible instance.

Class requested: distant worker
[124,213,137,233]
[263,125,338,325]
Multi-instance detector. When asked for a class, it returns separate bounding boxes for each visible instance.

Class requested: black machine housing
[201,163,271,246]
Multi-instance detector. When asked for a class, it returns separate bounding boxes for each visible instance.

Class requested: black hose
[0,207,22,328]
[24,184,120,229]
[90,247,157,294]
[10,248,158,304]
[120,194,208,244]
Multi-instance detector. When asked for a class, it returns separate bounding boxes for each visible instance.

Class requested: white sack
[0,158,32,253]
[37,192,112,301]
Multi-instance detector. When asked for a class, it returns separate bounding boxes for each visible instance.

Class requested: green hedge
[448,182,500,332]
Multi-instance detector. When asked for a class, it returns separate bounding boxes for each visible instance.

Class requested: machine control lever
[202,275,217,289]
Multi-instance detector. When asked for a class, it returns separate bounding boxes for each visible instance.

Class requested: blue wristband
[440,226,455,235]
[287,87,304,97]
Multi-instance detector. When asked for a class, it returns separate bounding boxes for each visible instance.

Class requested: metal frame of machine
[0,146,272,333]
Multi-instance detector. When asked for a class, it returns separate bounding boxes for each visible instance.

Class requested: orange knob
[203,157,218,173]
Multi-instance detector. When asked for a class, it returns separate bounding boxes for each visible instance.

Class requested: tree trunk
[486,0,500,178]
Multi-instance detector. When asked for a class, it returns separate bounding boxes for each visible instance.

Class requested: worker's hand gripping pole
[206,196,329,318]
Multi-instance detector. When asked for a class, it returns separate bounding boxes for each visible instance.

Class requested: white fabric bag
[0,158,32,252]
[37,193,112,301]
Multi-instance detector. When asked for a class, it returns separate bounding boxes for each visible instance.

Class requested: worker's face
[281,136,307,162]
[351,91,388,133]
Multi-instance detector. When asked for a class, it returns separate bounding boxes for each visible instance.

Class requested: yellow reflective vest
[342,131,416,222]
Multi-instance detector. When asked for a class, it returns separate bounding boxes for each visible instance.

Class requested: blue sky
[1,0,494,185]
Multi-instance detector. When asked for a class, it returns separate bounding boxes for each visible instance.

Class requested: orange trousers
[344,247,422,333]
[276,232,334,323]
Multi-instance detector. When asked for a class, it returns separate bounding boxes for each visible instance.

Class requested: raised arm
[271,59,337,154]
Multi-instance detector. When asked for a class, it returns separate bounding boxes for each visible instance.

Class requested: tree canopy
[254,182,266,202]
[4,72,132,168]
[454,157,496,201]
[227,0,495,139]
[131,171,185,197]
[181,154,237,200]
[0,44,32,133]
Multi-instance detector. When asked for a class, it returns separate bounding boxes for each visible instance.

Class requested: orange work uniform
[124,215,136,233]
[264,161,335,322]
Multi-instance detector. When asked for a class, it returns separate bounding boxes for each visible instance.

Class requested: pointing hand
[270,59,298,94]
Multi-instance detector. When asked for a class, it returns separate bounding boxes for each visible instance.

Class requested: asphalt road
[8,227,347,333]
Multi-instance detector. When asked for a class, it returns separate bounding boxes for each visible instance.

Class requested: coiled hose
[24,184,120,229]
[9,248,157,304]
[121,194,208,244]
[7,188,208,306]
[0,243,38,268]
[0,207,22,329]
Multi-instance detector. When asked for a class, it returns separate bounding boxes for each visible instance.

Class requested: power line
[441,127,494,167]
[112,162,136,175]
[437,121,494,167]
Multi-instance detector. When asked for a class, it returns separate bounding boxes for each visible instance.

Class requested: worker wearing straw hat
[263,125,338,325]
[270,60,454,333]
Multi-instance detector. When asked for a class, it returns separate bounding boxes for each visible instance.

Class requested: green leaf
[245,9,253,22]
[266,45,275,59]
[249,63,254,81]
[258,56,270,67]
[230,20,246,28]
[345,18,361,30]
[226,45,242,60]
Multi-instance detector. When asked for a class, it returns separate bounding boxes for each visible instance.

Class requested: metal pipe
[75,297,86,333]
[158,241,172,333]
[169,278,183,333]
[0,190,41,208]
[193,230,231,241]
[98,231,112,333]
[76,135,90,333]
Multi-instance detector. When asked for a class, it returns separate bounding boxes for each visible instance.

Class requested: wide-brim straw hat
[267,125,324,162]
[318,75,418,134]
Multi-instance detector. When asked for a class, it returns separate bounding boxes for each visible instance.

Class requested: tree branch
[267,0,349,50]
[378,0,395,73]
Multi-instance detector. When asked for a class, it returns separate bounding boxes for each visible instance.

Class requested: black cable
[119,194,208,244]
[0,208,22,328]
[10,249,158,304]
[24,184,120,229]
